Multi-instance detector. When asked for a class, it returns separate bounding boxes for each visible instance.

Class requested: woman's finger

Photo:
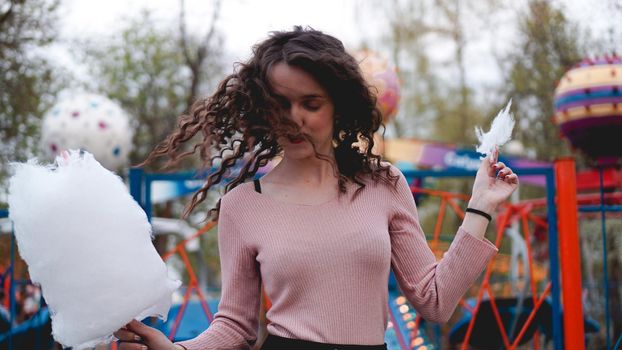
[114,329,142,342]
[118,342,147,350]
[501,173,518,184]
[483,156,496,177]
[495,161,506,169]
[126,320,154,337]
[499,168,513,178]
[491,146,499,164]
[489,160,506,178]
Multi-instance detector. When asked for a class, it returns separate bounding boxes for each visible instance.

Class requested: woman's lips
[288,136,305,144]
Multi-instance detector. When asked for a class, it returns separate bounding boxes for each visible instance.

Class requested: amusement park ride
[1,53,622,349]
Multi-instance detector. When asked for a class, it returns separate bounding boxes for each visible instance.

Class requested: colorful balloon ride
[354,50,401,122]
[554,55,622,160]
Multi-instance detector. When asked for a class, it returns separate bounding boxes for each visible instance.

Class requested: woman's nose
[289,105,304,127]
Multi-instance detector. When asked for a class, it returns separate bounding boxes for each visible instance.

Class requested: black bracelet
[465,207,492,222]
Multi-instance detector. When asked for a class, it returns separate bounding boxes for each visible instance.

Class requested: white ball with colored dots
[41,93,134,172]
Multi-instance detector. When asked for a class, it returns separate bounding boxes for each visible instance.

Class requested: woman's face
[268,62,335,160]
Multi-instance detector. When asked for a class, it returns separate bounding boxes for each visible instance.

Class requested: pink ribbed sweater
[178,165,497,349]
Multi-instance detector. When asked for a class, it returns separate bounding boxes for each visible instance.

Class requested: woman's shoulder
[368,161,412,199]
[378,160,403,177]
[363,160,404,185]
[220,181,256,209]
[351,160,403,196]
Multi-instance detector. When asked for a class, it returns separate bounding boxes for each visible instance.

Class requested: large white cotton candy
[7,150,181,349]
[475,100,515,160]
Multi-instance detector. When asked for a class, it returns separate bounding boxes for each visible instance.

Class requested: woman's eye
[303,102,321,111]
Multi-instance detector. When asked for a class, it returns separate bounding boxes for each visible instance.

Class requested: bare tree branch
[179,0,223,109]
[197,0,222,63]
[0,0,14,26]
[179,0,192,66]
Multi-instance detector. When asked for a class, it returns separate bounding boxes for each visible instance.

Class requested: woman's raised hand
[114,320,181,350]
[469,149,519,214]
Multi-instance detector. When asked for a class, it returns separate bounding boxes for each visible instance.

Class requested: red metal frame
[161,220,217,340]
[555,159,586,350]
[410,184,556,349]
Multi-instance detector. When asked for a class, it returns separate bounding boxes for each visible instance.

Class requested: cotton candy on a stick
[8,150,181,349]
[475,100,515,161]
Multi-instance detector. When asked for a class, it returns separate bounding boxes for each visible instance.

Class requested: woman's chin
[283,148,336,162]
[283,149,315,160]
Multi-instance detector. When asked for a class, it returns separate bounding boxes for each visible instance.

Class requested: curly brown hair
[140,26,398,219]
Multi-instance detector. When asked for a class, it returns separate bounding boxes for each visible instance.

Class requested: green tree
[371,0,448,140]
[367,0,502,145]
[77,8,224,169]
[502,0,585,161]
[0,0,66,196]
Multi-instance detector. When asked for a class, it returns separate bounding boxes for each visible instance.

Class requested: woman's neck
[267,155,338,187]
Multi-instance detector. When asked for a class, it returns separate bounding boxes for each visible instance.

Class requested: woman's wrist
[467,197,496,215]
[462,197,494,240]
[465,208,492,221]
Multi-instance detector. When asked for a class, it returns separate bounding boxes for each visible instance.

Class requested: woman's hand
[114,320,181,350]
[469,149,519,214]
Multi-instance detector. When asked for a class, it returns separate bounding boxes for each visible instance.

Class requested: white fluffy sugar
[7,150,181,349]
[475,100,515,160]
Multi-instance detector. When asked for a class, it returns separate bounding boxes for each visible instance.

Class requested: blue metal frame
[599,167,611,350]
[614,332,622,350]
[129,168,218,221]
[575,166,619,349]
[580,205,622,212]
[574,167,612,349]
[544,168,563,350]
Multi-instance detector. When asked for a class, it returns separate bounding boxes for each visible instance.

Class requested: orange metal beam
[169,282,193,340]
[446,197,465,220]
[510,282,552,349]
[162,220,217,261]
[485,285,512,348]
[410,186,470,201]
[520,210,541,350]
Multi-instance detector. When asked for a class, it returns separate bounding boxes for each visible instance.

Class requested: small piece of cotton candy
[8,150,181,349]
[475,100,515,160]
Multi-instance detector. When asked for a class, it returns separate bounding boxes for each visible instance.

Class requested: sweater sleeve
[388,166,498,324]
[176,195,261,350]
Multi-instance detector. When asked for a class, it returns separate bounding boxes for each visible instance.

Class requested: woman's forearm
[462,196,495,240]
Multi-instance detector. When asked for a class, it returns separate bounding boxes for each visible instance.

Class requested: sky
[52,0,620,90]
[54,0,376,68]
[44,0,621,145]
[58,0,371,55]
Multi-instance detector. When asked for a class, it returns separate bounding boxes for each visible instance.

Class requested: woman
[115,26,518,350]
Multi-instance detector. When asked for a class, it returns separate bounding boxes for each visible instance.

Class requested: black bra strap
[253,179,262,193]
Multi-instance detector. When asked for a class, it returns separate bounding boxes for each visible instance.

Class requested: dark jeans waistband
[260,334,388,350]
